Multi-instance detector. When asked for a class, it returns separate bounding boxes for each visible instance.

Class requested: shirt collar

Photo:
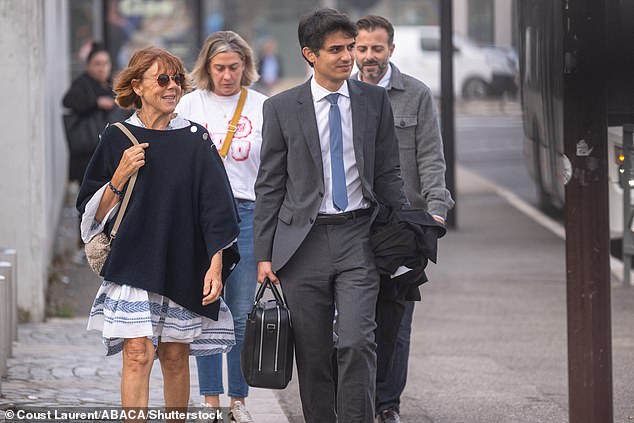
[310,77,350,103]
[127,111,189,130]
[376,64,393,89]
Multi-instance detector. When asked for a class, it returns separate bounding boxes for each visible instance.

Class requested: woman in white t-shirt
[176,31,267,422]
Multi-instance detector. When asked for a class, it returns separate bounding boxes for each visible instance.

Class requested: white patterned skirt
[87,281,235,357]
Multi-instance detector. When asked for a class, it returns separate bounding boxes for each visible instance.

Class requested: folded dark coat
[372,207,446,299]
[372,207,446,381]
[77,121,240,320]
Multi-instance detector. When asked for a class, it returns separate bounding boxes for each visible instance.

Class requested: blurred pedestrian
[254,9,408,423]
[176,31,266,423]
[256,38,283,95]
[354,15,454,423]
[76,46,240,415]
[63,41,123,184]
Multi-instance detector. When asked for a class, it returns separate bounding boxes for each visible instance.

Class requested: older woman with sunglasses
[176,31,267,422]
[77,46,240,414]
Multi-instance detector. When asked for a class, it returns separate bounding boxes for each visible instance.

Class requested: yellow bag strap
[218,87,248,158]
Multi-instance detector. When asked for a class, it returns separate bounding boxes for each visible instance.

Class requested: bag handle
[109,122,140,240]
[218,87,248,158]
[254,277,287,307]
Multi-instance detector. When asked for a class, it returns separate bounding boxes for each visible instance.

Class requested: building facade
[0,0,70,322]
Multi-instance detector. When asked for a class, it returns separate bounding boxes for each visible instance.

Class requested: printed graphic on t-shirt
[210,115,254,161]
[232,116,253,139]
[231,139,251,161]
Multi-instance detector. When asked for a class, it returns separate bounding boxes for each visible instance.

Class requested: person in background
[254,8,408,423]
[354,15,455,423]
[77,46,240,415]
[63,42,119,184]
[256,38,283,95]
[176,31,266,423]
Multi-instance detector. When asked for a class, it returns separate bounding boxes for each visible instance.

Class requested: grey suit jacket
[353,64,454,218]
[253,78,407,271]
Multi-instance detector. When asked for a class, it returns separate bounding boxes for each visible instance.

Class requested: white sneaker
[194,403,220,423]
[229,401,254,423]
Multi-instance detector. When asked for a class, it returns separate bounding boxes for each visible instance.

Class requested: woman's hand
[94,142,148,223]
[202,251,223,306]
[111,143,150,186]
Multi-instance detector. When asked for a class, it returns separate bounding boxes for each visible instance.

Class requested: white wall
[453,0,513,46]
[494,0,513,46]
[0,0,69,322]
[45,0,71,250]
[453,0,468,36]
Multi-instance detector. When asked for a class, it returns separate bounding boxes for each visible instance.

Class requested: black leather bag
[63,111,106,155]
[240,278,294,389]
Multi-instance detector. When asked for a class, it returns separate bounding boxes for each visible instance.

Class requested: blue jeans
[375,300,414,414]
[196,200,257,398]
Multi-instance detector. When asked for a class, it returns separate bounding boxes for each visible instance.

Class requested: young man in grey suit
[353,15,455,423]
[253,8,408,423]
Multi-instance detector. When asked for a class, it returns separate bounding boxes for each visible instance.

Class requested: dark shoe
[377,408,401,423]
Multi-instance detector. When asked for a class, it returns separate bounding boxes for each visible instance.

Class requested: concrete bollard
[0,249,17,341]
[0,274,8,377]
[0,261,13,358]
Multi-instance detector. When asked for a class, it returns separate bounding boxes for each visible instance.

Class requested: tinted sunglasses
[153,73,185,87]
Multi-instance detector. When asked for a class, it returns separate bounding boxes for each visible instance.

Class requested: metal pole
[563,0,613,421]
[440,0,456,228]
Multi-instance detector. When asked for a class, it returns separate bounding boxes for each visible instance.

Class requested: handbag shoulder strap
[110,122,140,240]
[218,87,248,158]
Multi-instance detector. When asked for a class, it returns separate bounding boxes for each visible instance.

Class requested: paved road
[456,114,537,208]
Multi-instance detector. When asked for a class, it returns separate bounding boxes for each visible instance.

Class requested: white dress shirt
[376,63,393,89]
[310,78,368,214]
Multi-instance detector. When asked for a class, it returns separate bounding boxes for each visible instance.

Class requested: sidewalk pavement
[0,187,289,422]
[0,317,288,422]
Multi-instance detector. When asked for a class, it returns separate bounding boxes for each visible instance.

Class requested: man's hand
[257,261,279,284]
[432,215,446,225]
[97,96,115,110]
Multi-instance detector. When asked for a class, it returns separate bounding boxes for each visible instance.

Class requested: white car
[390,25,518,99]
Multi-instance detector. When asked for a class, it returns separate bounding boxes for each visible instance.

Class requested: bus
[518,0,634,237]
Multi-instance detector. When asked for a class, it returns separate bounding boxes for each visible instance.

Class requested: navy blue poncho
[77,121,240,320]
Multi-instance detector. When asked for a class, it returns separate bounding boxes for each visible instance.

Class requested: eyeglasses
[150,73,185,87]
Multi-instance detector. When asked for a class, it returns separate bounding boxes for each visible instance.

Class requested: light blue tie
[326,93,348,212]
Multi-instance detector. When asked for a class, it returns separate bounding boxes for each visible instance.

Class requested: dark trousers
[277,216,379,423]
[375,300,414,414]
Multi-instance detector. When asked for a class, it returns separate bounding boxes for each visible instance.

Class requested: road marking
[459,165,632,285]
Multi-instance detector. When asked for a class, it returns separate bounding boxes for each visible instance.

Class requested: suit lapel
[296,81,323,171]
[349,80,367,180]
